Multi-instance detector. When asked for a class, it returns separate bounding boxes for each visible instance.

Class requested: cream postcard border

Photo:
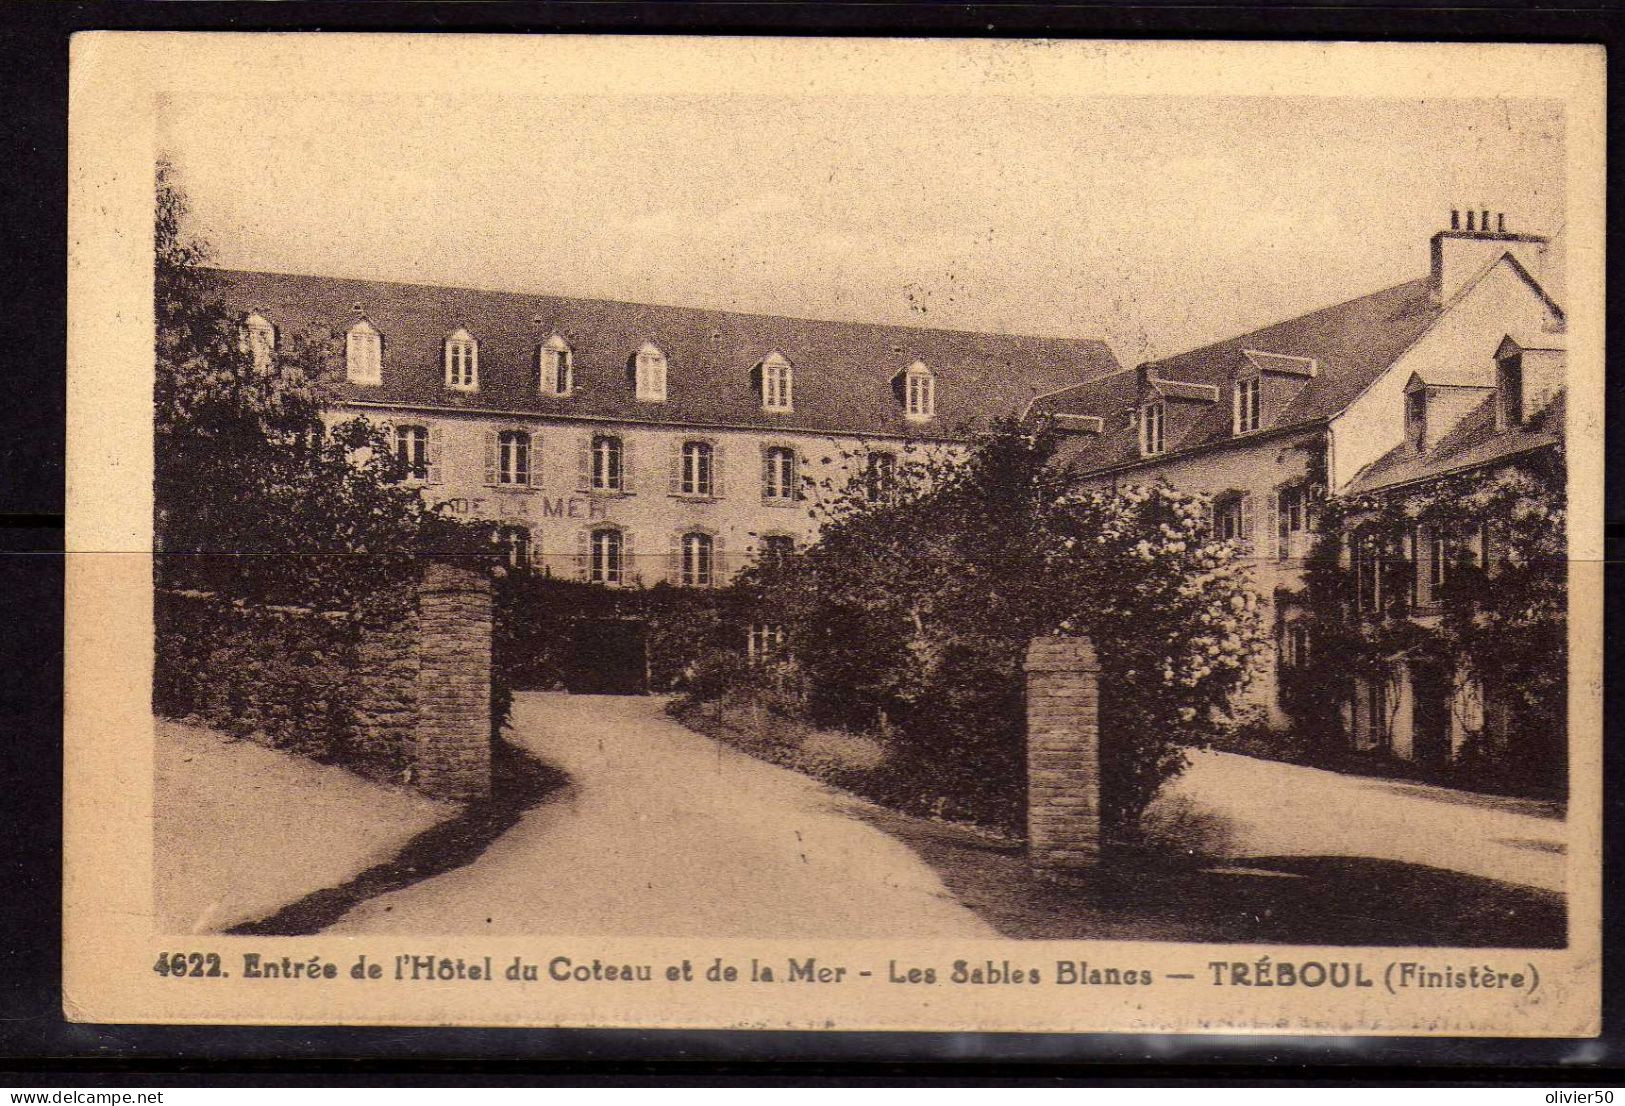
[65,34,1604,1035]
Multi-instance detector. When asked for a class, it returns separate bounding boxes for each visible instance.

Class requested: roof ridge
[1144,275,1430,367]
[205,266,1116,349]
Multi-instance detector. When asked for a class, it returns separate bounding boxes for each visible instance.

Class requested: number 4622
[153,952,223,978]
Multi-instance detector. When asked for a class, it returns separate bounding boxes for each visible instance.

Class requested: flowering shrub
[726,418,1268,840]
[1047,483,1268,836]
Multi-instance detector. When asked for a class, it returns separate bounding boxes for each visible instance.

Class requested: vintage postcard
[64,34,1603,1036]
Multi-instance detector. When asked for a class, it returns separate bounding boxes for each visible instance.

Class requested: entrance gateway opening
[560,616,649,695]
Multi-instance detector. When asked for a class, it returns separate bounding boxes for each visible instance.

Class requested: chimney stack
[1431,206,1549,302]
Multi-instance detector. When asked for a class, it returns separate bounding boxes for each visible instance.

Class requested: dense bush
[724,419,1268,840]
[1284,447,1567,795]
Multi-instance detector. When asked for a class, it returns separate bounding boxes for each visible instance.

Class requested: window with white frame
[903,362,935,420]
[497,430,531,486]
[1212,492,1249,544]
[540,335,573,396]
[634,343,667,402]
[1365,679,1391,749]
[748,624,786,664]
[243,313,276,371]
[1140,402,1165,456]
[679,531,715,587]
[1353,528,1383,615]
[497,525,532,568]
[590,527,624,585]
[865,450,897,503]
[762,446,798,502]
[1280,621,1312,668]
[679,440,714,497]
[445,329,478,390]
[591,433,624,492]
[761,352,793,412]
[1274,484,1309,561]
[394,424,429,481]
[1233,376,1261,434]
[346,320,382,384]
[1423,525,1447,605]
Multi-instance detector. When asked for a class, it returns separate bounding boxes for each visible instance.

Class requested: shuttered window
[678,441,714,497]
[394,425,429,481]
[865,451,897,503]
[680,532,714,587]
[762,446,798,502]
[591,434,624,492]
[497,431,530,486]
[497,525,532,568]
[589,528,624,585]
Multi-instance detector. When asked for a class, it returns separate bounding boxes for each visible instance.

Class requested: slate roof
[1040,276,1444,473]
[211,269,1121,440]
[1346,390,1564,495]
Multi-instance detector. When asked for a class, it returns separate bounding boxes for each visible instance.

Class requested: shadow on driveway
[848,804,1565,948]
[227,740,568,937]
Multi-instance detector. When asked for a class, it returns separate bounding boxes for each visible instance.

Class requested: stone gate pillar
[413,560,493,801]
[1025,635,1101,877]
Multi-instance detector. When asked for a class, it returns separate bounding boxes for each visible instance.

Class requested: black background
[1,0,1621,1085]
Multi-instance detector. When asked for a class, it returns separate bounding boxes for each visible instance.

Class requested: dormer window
[242,313,276,371]
[345,319,382,385]
[540,335,573,396]
[634,342,667,402]
[1233,376,1261,434]
[1406,389,1427,450]
[1140,401,1166,456]
[903,361,935,420]
[445,329,478,391]
[760,351,793,412]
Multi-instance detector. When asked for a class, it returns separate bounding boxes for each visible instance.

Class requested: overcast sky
[161,89,1563,364]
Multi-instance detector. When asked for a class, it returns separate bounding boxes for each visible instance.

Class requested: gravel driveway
[328,692,996,938]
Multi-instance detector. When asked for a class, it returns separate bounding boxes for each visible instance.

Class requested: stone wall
[155,560,494,802]
[1024,635,1101,877]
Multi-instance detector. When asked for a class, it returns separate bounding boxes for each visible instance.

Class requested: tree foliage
[727,419,1268,839]
[1283,446,1567,793]
[153,159,489,610]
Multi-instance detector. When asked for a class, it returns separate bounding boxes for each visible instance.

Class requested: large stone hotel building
[215,212,1566,764]
[217,269,1120,586]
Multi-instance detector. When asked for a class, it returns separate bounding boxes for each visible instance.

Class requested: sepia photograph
[64,34,1603,1035]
